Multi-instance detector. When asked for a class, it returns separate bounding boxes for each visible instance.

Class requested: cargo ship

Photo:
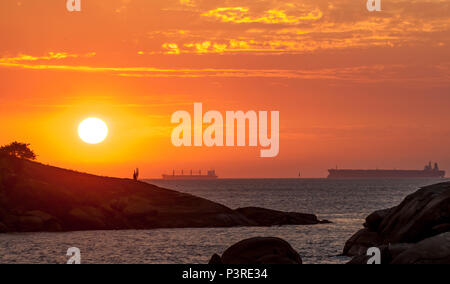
[328,162,446,179]
[162,170,218,180]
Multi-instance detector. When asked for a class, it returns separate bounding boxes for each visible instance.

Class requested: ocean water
[0,178,446,264]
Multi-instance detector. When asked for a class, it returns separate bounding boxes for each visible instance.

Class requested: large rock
[209,237,302,264]
[345,182,450,264]
[343,229,383,257]
[346,243,413,264]
[364,207,395,231]
[235,207,331,226]
[208,254,222,265]
[391,232,450,264]
[378,183,450,243]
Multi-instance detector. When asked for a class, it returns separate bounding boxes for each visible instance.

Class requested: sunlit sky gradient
[1,0,449,178]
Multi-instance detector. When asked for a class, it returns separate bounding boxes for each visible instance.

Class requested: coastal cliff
[0,156,328,233]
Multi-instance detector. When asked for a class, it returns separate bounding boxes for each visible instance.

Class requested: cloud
[146,0,450,55]
[201,7,322,24]
[3,0,449,57]
[162,43,181,54]
[0,52,96,63]
[1,53,448,84]
[179,0,195,7]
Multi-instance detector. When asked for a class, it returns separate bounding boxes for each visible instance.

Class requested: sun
[78,117,108,144]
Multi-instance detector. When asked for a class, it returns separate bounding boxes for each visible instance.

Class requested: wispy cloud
[1,53,449,84]
[0,52,96,63]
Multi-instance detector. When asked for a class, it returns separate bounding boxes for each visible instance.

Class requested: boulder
[387,243,414,260]
[391,232,450,264]
[345,182,450,264]
[235,207,330,226]
[343,229,382,257]
[364,207,395,231]
[208,254,222,264]
[378,183,450,243]
[209,237,302,264]
[347,254,371,264]
[347,243,413,264]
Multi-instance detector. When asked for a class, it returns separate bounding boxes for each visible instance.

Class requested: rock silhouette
[344,182,450,264]
[0,157,328,233]
[208,237,302,264]
[390,232,450,264]
[236,207,331,226]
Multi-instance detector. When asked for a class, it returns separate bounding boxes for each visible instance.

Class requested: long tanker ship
[328,162,446,179]
[162,170,218,180]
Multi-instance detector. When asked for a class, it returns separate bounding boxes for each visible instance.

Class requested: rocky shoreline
[343,182,450,264]
[0,157,329,233]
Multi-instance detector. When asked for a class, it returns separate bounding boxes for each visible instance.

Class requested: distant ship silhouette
[162,169,218,180]
[328,162,446,179]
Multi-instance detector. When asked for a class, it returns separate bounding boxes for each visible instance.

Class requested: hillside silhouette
[0,156,327,233]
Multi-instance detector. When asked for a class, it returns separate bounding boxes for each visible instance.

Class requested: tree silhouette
[0,142,37,160]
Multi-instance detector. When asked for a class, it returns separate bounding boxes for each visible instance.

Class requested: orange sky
[1,0,449,178]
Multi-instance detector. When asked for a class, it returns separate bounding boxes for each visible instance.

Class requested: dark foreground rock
[209,237,302,264]
[344,182,450,264]
[236,207,331,226]
[0,157,328,233]
[390,232,450,264]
